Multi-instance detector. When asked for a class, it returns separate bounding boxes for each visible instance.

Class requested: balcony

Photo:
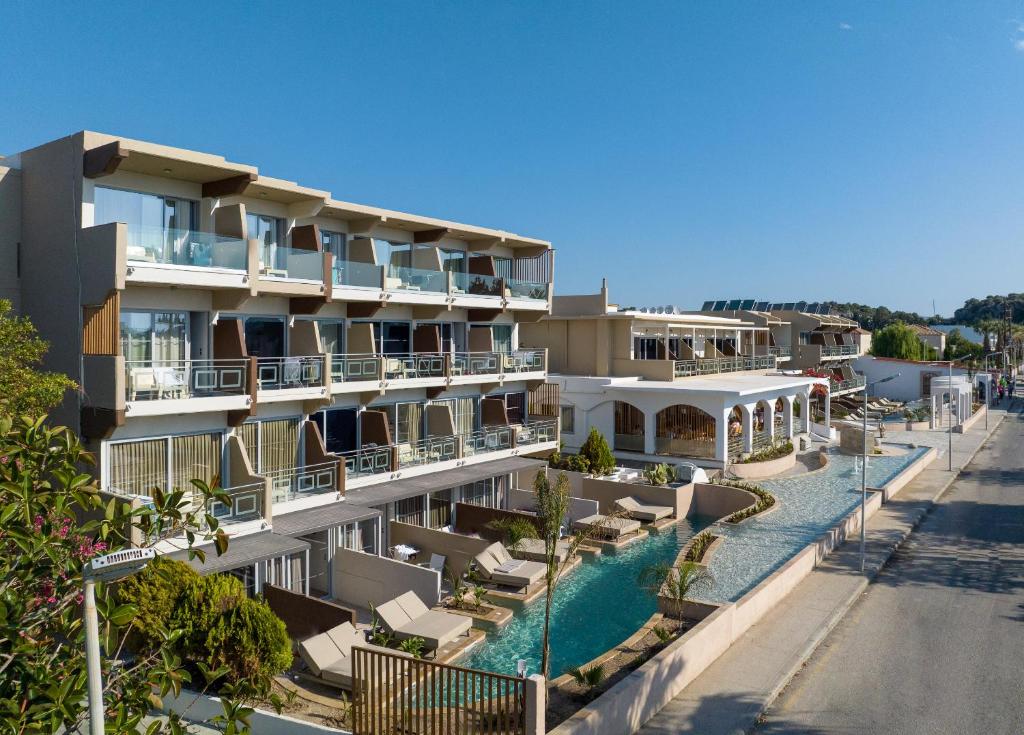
[337,418,559,486]
[329,350,547,394]
[256,355,329,402]
[125,224,248,271]
[123,359,252,417]
[208,482,267,528]
[821,344,859,358]
[330,263,550,309]
[673,355,777,378]
[264,461,342,504]
[258,245,324,281]
[830,375,866,394]
[768,346,792,358]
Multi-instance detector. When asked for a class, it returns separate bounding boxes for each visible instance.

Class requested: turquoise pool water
[463,445,930,676]
[703,446,930,602]
[460,516,713,678]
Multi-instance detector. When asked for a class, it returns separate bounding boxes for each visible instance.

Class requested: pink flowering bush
[0,415,256,733]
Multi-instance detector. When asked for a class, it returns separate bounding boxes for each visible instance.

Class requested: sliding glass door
[94,186,199,265]
[120,311,188,364]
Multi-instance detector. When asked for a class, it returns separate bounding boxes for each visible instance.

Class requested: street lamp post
[861,372,900,573]
[82,549,156,734]
[948,360,954,472]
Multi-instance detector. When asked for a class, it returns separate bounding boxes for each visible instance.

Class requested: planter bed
[729,447,797,480]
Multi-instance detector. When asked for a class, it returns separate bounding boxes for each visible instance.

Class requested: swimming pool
[460,516,713,678]
[463,445,930,676]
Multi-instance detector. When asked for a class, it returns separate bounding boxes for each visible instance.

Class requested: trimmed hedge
[713,478,777,523]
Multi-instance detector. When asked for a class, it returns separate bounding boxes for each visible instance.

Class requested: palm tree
[637,559,712,621]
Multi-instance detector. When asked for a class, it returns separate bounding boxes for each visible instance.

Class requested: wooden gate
[351,647,526,735]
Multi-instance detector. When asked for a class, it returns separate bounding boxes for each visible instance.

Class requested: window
[119,311,188,363]
[243,317,286,358]
[374,240,412,269]
[247,213,285,270]
[633,336,660,360]
[238,418,300,474]
[440,248,467,273]
[429,489,453,529]
[107,433,222,501]
[504,392,526,424]
[460,477,502,508]
[356,321,413,356]
[94,186,199,255]
[491,324,513,353]
[321,229,346,260]
[395,495,425,526]
[431,397,477,436]
[395,403,424,444]
[317,320,344,354]
[799,331,811,346]
[560,405,575,434]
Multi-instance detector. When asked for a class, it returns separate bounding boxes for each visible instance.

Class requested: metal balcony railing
[207,482,266,526]
[768,346,792,357]
[330,354,384,383]
[673,355,777,378]
[830,375,867,392]
[125,359,250,401]
[514,419,558,447]
[821,344,859,357]
[384,353,448,380]
[256,355,326,390]
[264,461,340,504]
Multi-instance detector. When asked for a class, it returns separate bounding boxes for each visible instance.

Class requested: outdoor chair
[473,542,546,588]
[615,495,673,522]
[420,553,446,575]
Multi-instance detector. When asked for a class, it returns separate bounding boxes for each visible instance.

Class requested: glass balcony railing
[125,224,247,270]
[125,359,249,401]
[338,445,394,479]
[330,353,383,383]
[255,355,325,390]
[830,375,866,392]
[514,419,558,447]
[452,271,502,297]
[264,461,340,504]
[207,482,266,527]
[500,350,546,373]
[461,425,515,457]
[258,245,323,281]
[383,353,447,380]
[386,265,448,293]
[397,434,461,469]
[821,344,858,357]
[506,279,549,300]
[451,352,501,377]
[333,259,382,288]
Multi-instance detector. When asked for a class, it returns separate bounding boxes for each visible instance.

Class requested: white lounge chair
[512,538,570,564]
[375,591,471,651]
[298,621,408,689]
[474,542,546,588]
[615,496,673,522]
[573,514,642,540]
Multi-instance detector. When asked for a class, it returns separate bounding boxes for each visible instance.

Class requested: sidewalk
[639,405,1012,735]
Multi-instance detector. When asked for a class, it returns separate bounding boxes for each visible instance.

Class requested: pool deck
[638,403,1014,735]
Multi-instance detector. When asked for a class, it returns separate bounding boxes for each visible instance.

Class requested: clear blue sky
[2,1,1022,317]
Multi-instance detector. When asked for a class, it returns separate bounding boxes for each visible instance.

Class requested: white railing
[125,359,249,401]
[256,355,325,390]
[674,355,777,377]
[384,353,447,380]
[264,461,339,504]
[207,482,265,526]
[822,344,858,357]
[330,353,384,383]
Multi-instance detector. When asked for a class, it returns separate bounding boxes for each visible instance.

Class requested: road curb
[754,408,1011,728]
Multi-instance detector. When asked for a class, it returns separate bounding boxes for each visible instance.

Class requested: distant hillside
[823,302,940,331]
[952,294,1024,325]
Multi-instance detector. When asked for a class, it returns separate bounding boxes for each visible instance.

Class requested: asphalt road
[757,407,1024,735]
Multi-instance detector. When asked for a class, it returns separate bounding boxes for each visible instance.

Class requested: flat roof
[555,372,825,398]
[345,457,546,508]
[271,502,381,537]
[167,532,310,575]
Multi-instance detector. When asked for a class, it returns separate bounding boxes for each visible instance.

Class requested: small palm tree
[566,664,605,698]
[638,560,712,621]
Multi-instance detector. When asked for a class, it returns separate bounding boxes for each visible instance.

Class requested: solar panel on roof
[726,299,742,310]
[713,300,727,311]
[754,301,769,311]
[700,301,714,311]
[782,302,795,310]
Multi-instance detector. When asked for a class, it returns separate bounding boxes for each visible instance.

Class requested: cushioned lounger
[298,622,408,689]
[512,538,570,564]
[573,514,642,539]
[615,496,673,522]
[375,591,471,650]
[474,542,546,588]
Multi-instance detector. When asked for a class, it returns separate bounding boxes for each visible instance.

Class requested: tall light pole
[862,372,900,573]
[948,360,954,472]
[82,549,156,734]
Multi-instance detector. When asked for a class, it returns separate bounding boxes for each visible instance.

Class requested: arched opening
[727,405,744,460]
[809,384,829,424]
[752,399,774,451]
[614,401,645,453]
[774,398,785,437]
[655,404,716,459]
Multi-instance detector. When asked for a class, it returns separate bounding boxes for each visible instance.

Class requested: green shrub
[579,428,615,476]
[205,596,292,688]
[684,530,717,563]
[735,440,794,464]
[397,636,426,659]
[643,463,675,486]
[713,478,777,523]
[564,454,591,473]
[114,556,198,651]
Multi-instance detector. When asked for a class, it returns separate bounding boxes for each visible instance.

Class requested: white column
[715,406,731,465]
[764,402,775,444]
[781,395,795,438]
[799,392,812,433]
[741,403,756,453]
[823,388,832,431]
[643,409,657,455]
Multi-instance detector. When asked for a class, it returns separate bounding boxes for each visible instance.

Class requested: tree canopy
[0,299,76,417]
[870,322,939,361]
[952,294,1024,326]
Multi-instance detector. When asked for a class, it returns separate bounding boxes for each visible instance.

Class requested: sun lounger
[474,542,546,588]
[615,496,673,522]
[375,591,471,651]
[573,514,642,540]
[298,622,408,689]
[511,537,570,564]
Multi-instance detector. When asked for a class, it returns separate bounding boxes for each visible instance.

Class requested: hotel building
[0,132,559,595]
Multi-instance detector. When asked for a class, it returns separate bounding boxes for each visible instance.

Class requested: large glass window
[317,408,358,454]
[504,392,526,424]
[560,405,575,434]
[248,213,285,271]
[440,248,467,273]
[429,489,452,529]
[321,229,346,260]
[238,418,300,474]
[491,325,513,354]
[395,495,425,526]
[107,433,222,500]
[318,320,344,354]
[431,397,477,436]
[119,311,187,363]
[374,240,412,268]
[95,186,198,235]
[244,317,286,358]
[357,321,412,355]
[460,477,503,509]
[633,336,660,360]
